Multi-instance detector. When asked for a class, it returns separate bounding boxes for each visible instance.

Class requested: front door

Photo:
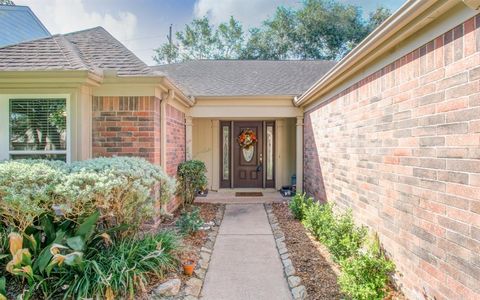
[233,121,263,188]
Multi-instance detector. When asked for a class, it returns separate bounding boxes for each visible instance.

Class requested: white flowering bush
[0,157,175,232]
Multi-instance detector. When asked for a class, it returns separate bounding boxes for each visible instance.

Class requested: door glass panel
[267,125,273,180]
[222,126,229,180]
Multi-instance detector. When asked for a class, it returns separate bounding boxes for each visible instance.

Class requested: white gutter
[295,0,456,107]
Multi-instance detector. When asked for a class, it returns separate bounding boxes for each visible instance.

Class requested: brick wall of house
[304,16,480,299]
[92,96,161,164]
[165,103,186,176]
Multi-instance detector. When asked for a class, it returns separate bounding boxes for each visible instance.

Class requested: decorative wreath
[237,129,257,149]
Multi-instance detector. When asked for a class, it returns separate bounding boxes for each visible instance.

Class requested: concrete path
[201,204,292,300]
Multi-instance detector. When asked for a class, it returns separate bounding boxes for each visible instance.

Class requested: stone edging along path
[184,205,225,300]
[265,203,308,300]
[152,205,225,300]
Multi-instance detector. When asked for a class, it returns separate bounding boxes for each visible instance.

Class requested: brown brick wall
[165,103,186,176]
[304,16,480,299]
[92,96,161,164]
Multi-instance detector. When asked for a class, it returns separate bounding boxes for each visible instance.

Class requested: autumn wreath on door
[237,129,257,162]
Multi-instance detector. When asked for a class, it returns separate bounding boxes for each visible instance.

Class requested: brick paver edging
[265,204,307,300]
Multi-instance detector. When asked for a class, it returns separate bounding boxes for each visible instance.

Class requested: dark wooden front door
[233,121,263,188]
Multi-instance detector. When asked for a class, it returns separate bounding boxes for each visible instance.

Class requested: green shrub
[339,239,395,300]
[176,207,204,235]
[327,211,367,261]
[288,193,314,220]
[302,201,335,242]
[302,202,366,262]
[177,160,207,206]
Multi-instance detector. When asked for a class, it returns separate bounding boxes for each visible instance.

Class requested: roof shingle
[152,60,336,97]
[0,27,152,76]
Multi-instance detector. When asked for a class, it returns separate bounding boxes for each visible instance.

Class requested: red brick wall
[165,103,186,176]
[304,16,480,299]
[92,96,161,164]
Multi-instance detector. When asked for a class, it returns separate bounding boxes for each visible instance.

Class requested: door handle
[257,153,263,172]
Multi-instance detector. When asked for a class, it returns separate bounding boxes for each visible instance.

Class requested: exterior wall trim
[296,0,475,108]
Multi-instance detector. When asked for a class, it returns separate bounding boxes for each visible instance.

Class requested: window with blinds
[9,98,67,161]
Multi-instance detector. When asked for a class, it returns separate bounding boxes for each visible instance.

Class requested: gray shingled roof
[152,60,336,97]
[0,27,151,76]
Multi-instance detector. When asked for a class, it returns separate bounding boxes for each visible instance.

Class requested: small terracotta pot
[182,260,196,276]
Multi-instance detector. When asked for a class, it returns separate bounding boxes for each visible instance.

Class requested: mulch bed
[151,203,221,289]
[272,202,405,300]
[272,202,342,300]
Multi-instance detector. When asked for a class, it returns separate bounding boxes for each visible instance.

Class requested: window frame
[0,94,71,162]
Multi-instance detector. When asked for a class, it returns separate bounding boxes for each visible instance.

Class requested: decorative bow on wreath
[237,129,257,149]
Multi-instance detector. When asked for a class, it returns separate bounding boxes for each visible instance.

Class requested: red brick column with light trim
[165,103,186,177]
[304,16,480,299]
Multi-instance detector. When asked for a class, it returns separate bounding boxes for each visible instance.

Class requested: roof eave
[193,94,296,99]
[295,0,461,107]
[162,78,195,107]
[0,70,102,87]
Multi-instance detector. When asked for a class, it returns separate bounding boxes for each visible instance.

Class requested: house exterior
[0,0,479,298]
[0,4,50,47]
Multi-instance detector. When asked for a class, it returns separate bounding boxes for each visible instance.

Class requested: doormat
[235,192,263,197]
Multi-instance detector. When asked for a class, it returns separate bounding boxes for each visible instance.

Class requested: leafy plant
[288,193,314,220]
[0,277,6,300]
[302,202,366,261]
[53,231,179,299]
[339,238,395,300]
[177,160,207,206]
[302,201,335,242]
[0,158,179,299]
[327,211,367,261]
[176,207,204,235]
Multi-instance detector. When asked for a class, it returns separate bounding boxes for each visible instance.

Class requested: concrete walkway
[201,204,292,300]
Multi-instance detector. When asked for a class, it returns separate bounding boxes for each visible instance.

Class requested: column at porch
[296,116,304,193]
[185,115,193,160]
[275,119,284,190]
[211,120,220,191]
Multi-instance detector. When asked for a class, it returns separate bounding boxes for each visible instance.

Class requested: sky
[15,0,404,65]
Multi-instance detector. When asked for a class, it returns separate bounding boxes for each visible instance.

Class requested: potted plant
[197,185,208,197]
[182,259,196,276]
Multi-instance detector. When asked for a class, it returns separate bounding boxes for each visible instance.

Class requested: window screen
[9,98,67,161]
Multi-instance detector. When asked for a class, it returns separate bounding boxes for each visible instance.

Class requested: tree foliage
[0,0,15,5]
[153,0,392,64]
